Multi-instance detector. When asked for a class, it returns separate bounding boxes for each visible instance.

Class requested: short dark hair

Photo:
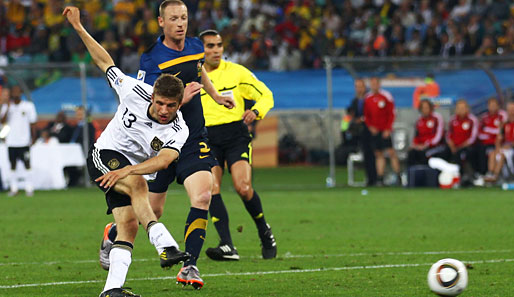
[159,0,185,17]
[153,74,184,104]
[418,99,434,112]
[199,29,220,42]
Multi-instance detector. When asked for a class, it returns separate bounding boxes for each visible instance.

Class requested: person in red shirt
[445,99,479,181]
[364,77,400,185]
[476,97,506,175]
[407,99,445,166]
[485,102,514,182]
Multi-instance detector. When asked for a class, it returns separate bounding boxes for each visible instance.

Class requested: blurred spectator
[1,0,513,71]
[46,110,72,143]
[113,0,137,37]
[485,102,514,183]
[35,128,59,145]
[70,106,96,147]
[134,7,159,52]
[472,0,489,17]
[407,99,445,166]
[364,77,401,185]
[405,29,422,56]
[100,30,120,64]
[475,35,496,56]
[444,99,478,184]
[345,78,376,185]
[497,25,514,56]
[269,45,286,71]
[0,85,37,196]
[412,73,440,109]
[422,26,441,56]
[213,7,231,31]
[120,39,139,73]
[6,0,27,27]
[488,0,510,20]
[476,97,506,175]
[44,0,65,28]
[450,0,471,22]
[71,43,92,65]
[284,44,302,70]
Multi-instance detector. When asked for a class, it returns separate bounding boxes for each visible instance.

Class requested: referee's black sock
[209,194,233,247]
[183,207,208,267]
[243,191,268,237]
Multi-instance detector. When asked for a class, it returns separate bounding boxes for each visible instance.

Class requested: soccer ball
[427,258,468,296]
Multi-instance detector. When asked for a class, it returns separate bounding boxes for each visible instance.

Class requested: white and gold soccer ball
[427,258,468,296]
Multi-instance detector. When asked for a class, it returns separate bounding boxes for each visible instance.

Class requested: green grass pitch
[1,167,514,296]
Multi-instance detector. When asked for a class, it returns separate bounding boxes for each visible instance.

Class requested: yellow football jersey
[201,60,274,127]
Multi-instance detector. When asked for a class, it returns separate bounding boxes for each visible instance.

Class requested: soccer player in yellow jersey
[199,30,277,260]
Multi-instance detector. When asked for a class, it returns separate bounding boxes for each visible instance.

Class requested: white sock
[103,247,132,292]
[24,169,33,193]
[9,170,18,193]
[148,222,178,254]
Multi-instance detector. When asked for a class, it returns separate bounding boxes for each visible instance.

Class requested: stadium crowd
[0,0,513,72]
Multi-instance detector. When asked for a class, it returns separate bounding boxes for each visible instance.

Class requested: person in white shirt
[63,6,203,297]
[0,85,37,196]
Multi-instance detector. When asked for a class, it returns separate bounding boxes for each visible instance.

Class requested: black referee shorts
[207,120,253,172]
[86,147,132,215]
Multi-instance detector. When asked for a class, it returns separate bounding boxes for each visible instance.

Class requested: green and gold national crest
[151,136,164,151]
[108,158,120,169]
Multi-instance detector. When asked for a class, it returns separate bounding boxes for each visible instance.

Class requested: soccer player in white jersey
[63,6,203,297]
[0,85,37,196]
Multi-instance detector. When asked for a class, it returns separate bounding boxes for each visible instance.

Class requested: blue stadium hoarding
[30,69,514,114]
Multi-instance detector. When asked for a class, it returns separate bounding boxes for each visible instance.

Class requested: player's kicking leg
[98,181,176,271]
[205,165,240,261]
[89,149,189,279]
[97,174,189,296]
[99,183,170,271]
[176,170,211,289]
[231,160,276,259]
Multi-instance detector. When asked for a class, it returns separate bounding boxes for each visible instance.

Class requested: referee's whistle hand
[215,95,235,109]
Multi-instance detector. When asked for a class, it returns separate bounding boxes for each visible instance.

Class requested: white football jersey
[95,66,189,179]
[0,100,37,147]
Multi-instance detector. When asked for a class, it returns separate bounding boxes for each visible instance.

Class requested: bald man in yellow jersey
[199,30,276,261]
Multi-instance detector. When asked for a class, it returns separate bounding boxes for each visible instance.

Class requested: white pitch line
[278,249,514,259]
[1,249,512,267]
[1,258,513,289]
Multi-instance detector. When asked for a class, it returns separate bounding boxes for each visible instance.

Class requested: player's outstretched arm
[95,149,179,188]
[63,6,114,73]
